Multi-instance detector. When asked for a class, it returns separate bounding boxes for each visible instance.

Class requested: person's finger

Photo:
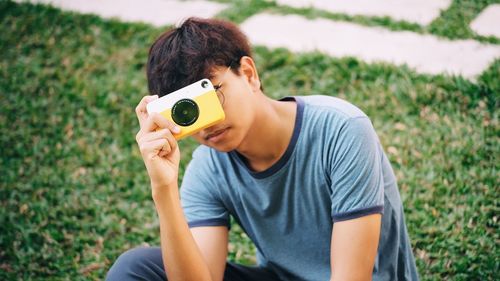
[137,127,178,155]
[143,113,181,135]
[158,141,172,157]
[138,128,171,143]
[158,149,168,158]
[139,138,168,159]
[138,129,177,157]
[135,95,159,129]
[165,129,178,154]
[149,124,178,156]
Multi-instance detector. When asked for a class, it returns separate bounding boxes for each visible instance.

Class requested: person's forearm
[153,184,212,281]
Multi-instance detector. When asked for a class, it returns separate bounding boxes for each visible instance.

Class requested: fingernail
[173,126,181,134]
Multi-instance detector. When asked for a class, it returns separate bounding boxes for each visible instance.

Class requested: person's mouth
[205,127,230,142]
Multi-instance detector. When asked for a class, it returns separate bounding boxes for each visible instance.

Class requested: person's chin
[207,140,236,152]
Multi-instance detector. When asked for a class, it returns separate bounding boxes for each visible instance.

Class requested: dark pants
[106,247,281,281]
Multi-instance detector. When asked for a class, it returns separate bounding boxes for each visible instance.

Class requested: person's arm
[191,226,229,281]
[330,214,382,281]
[135,95,227,281]
[153,187,227,281]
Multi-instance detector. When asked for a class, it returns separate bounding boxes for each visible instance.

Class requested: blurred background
[1,0,498,280]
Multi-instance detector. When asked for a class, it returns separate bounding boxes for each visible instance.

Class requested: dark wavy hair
[146,17,253,97]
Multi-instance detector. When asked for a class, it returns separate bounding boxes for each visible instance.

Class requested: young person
[106,17,419,281]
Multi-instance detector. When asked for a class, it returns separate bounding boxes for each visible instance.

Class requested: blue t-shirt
[180,95,419,281]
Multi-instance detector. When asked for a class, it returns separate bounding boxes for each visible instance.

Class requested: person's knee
[106,247,165,281]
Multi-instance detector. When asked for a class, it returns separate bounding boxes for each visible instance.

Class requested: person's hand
[135,95,181,196]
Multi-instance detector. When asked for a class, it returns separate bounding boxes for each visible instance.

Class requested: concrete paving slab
[275,0,451,25]
[470,4,500,38]
[18,0,228,27]
[240,13,500,78]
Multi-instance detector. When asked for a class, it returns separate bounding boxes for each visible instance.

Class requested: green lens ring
[171,98,199,126]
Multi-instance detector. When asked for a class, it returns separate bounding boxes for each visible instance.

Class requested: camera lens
[201,80,209,88]
[171,99,199,126]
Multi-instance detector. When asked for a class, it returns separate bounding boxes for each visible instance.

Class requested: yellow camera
[146,79,225,140]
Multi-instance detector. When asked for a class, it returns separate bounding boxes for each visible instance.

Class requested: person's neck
[235,95,297,172]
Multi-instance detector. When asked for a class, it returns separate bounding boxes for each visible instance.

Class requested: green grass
[1,1,499,280]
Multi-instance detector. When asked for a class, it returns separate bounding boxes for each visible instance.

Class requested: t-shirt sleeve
[180,147,230,228]
[329,117,385,222]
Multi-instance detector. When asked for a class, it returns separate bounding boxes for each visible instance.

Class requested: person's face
[191,61,259,152]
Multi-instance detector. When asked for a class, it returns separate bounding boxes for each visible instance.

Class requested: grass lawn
[0,1,498,280]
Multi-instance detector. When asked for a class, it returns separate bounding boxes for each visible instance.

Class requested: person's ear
[239,56,261,92]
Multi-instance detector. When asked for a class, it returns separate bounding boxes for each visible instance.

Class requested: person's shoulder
[297,95,367,120]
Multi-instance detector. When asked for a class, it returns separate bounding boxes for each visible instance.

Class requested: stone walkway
[20,0,228,27]
[470,4,500,38]
[19,0,500,79]
[240,13,499,78]
[275,0,452,25]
